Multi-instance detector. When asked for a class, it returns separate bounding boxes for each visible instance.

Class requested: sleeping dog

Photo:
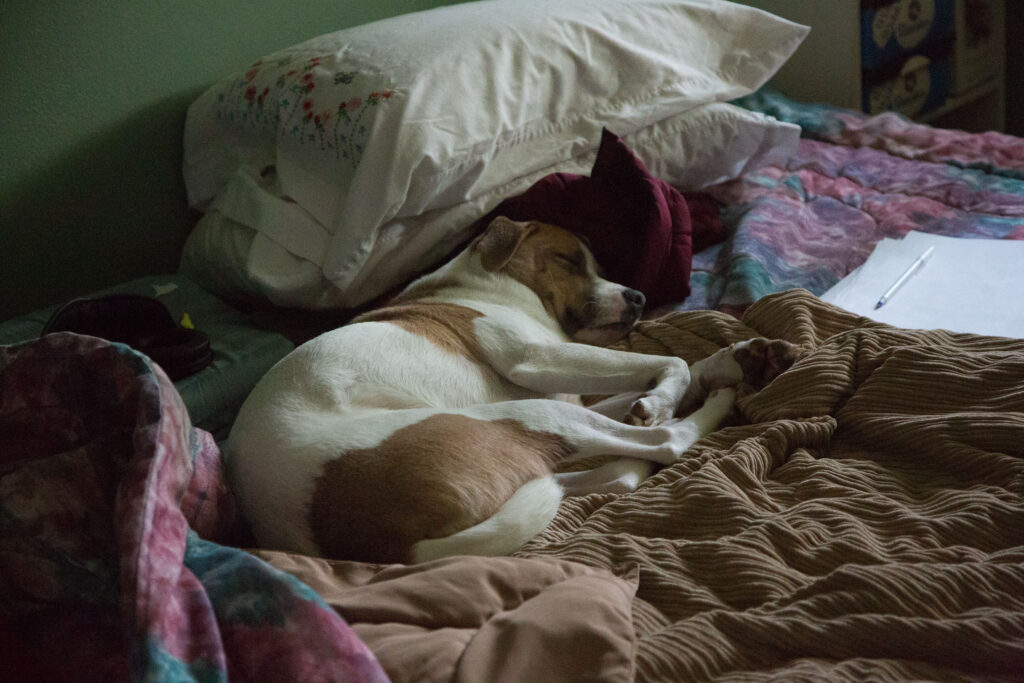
[226,217,798,564]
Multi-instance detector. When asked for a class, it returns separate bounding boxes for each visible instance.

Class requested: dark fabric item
[41,294,213,380]
[684,191,726,253]
[479,128,725,308]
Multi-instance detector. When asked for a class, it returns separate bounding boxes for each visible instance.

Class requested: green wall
[0,0,459,320]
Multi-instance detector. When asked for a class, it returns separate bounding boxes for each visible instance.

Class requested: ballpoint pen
[875,246,935,309]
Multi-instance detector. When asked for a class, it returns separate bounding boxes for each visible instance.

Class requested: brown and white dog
[226,217,798,564]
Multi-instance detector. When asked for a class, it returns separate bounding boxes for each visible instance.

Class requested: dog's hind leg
[413,389,737,559]
[555,458,657,496]
[553,386,738,496]
[456,388,737,467]
[309,392,737,563]
[411,475,563,562]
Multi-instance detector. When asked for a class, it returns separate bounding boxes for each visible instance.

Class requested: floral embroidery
[213,53,393,169]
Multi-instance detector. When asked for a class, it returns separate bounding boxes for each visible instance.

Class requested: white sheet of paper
[821,232,1024,338]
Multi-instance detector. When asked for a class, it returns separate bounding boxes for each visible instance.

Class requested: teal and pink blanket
[669,89,1024,317]
[0,333,387,682]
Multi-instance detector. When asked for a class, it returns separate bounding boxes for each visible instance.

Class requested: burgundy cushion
[479,128,724,308]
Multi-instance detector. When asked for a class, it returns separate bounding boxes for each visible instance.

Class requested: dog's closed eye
[554,252,586,274]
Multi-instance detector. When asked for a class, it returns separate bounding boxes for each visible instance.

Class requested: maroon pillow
[478,128,723,308]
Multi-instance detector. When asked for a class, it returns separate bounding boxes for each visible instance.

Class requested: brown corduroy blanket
[263,289,1024,681]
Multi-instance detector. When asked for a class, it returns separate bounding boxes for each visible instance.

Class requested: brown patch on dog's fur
[354,303,486,363]
[309,414,574,563]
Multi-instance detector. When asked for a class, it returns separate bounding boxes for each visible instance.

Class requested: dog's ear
[473,217,537,272]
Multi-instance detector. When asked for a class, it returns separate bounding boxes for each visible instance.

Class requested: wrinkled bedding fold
[518,289,1024,680]
[257,290,1024,680]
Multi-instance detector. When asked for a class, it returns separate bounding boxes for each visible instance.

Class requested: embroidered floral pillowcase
[183,0,807,307]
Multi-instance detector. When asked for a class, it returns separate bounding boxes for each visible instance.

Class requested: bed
[3,1,1023,681]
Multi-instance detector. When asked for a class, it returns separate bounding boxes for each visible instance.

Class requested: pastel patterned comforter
[670,89,1024,317]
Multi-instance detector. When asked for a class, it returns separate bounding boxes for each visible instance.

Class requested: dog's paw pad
[733,338,801,389]
[626,396,671,426]
[625,399,652,426]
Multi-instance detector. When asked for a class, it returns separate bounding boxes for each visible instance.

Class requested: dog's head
[472,217,644,346]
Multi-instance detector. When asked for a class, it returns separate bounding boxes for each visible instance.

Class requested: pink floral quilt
[0,333,387,682]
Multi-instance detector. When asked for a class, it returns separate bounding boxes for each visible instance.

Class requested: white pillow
[183,0,807,297]
[181,102,800,309]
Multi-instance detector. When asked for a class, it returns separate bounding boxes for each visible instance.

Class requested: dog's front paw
[625,394,674,426]
[698,337,801,392]
[732,337,801,390]
[697,346,745,391]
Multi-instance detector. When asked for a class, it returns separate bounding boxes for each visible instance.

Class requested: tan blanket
[264,290,1024,681]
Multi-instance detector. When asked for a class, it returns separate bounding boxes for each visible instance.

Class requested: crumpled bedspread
[254,550,640,682]
[520,289,1024,681]
[0,333,387,682]
[235,290,1024,682]
[672,88,1024,317]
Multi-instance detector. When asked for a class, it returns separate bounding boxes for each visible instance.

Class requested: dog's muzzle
[568,286,646,345]
[622,288,645,323]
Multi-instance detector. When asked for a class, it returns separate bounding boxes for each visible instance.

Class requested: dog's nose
[623,288,645,310]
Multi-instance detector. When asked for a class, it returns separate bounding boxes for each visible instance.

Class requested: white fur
[227,221,747,562]
[411,475,564,563]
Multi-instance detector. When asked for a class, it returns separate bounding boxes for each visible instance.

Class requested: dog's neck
[393,250,565,336]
